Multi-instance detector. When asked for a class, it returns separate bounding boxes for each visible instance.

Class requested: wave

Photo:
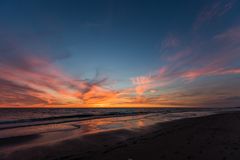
[0,111,152,130]
[1,107,237,130]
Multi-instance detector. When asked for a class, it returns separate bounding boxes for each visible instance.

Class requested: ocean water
[0,107,237,130]
[0,107,239,155]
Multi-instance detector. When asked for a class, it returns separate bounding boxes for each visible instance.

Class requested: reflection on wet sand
[0,111,212,156]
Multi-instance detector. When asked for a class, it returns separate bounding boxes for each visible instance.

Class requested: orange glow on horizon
[0,52,240,108]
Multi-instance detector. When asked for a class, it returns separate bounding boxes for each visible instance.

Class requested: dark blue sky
[0,0,208,76]
[0,0,240,107]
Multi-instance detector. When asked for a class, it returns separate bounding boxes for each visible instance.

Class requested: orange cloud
[0,56,121,107]
[130,75,154,95]
[1,25,240,108]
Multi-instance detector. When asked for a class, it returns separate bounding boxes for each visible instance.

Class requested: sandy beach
[1,111,240,160]
[1,0,240,159]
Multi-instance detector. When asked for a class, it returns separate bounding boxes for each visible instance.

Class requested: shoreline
[1,111,240,160]
[99,111,240,160]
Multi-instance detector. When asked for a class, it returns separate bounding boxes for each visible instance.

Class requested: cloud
[161,35,179,50]
[123,83,240,107]
[129,25,240,106]
[193,0,236,30]
[131,75,153,85]
[0,53,120,107]
[0,26,240,108]
[130,68,171,96]
[130,75,155,95]
[165,48,191,62]
[181,68,240,80]
[0,32,72,65]
[214,26,240,43]
[0,79,48,107]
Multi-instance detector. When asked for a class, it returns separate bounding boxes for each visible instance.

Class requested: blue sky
[0,0,240,107]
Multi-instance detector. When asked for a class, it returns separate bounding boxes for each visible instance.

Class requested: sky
[0,0,240,108]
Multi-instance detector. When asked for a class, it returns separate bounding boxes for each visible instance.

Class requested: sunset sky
[0,0,240,108]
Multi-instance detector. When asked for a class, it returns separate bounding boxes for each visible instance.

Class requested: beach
[1,110,240,160]
[100,111,240,160]
[1,0,240,159]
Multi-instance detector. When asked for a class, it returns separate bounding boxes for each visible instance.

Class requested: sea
[1,107,240,156]
[0,107,238,130]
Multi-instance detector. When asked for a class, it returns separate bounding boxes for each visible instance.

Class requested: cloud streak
[1,24,240,108]
[0,53,121,107]
[0,3,240,108]
[193,0,236,30]
[129,25,240,107]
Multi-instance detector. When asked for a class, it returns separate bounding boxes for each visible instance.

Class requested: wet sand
[1,111,240,160]
[100,111,240,160]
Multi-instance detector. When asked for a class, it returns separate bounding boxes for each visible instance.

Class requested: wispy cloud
[0,53,120,107]
[160,35,180,51]
[193,0,236,30]
[129,25,240,106]
[3,25,238,107]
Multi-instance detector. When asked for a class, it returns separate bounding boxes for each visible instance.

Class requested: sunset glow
[0,0,239,108]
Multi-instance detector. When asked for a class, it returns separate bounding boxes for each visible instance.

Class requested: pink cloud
[214,26,240,42]
[131,25,240,98]
[131,75,154,95]
[181,67,240,80]
[166,48,191,62]
[0,55,119,107]
[131,75,153,85]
